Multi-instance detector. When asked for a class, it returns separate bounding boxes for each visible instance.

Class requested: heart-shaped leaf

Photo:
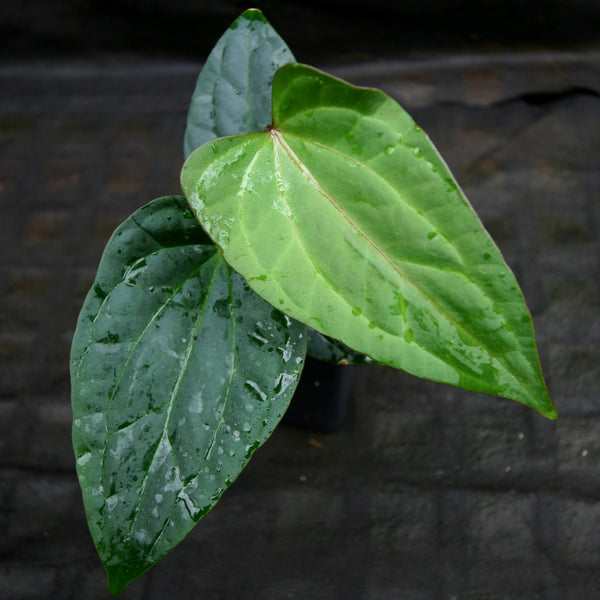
[183,8,295,158]
[181,64,556,418]
[71,196,306,593]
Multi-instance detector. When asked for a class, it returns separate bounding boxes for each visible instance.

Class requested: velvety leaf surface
[181,64,555,418]
[183,8,295,159]
[71,196,306,593]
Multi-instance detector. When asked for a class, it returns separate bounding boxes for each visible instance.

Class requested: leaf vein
[269,128,534,400]
[123,255,222,545]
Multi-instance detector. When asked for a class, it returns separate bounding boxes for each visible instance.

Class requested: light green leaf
[183,8,295,158]
[71,196,306,593]
[181,64,556,418]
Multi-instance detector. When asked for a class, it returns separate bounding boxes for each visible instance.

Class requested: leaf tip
[541,400,558,421]
[105,560,149,595]
[106,569,130,595]
[528,387,558,420]
[241,8,266,20]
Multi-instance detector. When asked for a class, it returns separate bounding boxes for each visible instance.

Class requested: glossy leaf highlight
[181,64,555,418]
[71,196,306,593]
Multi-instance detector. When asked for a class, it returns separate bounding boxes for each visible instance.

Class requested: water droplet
[213,298,231,318]
[368,321,376,329]
[384,145,395,156]
[352,307,362,316]
[428,231,438,240]
[483,252,491,260]
[245,380,267,401]
[404,328,414,343]
[390,291,408,318]
[93,284,107,300]
[76,452,91,467]
[105,495,118,511]
[412,147,423,158]
[443,177,457,193]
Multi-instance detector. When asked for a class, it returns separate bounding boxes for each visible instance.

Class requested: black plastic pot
[282,357,352,432]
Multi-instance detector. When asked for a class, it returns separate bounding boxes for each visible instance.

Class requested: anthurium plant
[70,8,556,594]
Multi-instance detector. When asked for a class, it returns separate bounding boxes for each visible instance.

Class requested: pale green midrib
[122,254,222,549]
[139,259,240,572]
[282,126,468,261]
[234,137,326,344]
[95,248,216,502]
[271,128,476,340]
[273,126,468,277]
[280,126,491,295]
[202,259,238,462]
[262,132,345,314]
[96,245,215,438]
[275,104,528,321]
[267,128,542,405]
[276,106,474,260]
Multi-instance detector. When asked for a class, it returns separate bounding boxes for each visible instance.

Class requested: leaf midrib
[267,127,536,403]
[97,248,217,502]
[121,254,223,547]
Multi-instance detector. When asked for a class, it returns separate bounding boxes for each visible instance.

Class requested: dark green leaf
[183,8,295,158]
[71,196,306,593]
[181,64,556,418]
